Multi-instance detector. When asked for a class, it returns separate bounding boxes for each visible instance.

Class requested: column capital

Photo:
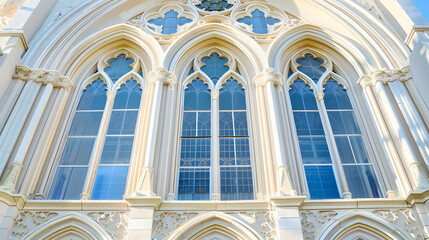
[253,68,283,87]
[14,65,71,89]
[358,66,411,88]
[149,67,176,86]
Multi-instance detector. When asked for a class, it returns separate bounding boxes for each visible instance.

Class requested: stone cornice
[253,68,284,87]
[149,67,176,86]
[358,66,411,88]
[14,65,71,89]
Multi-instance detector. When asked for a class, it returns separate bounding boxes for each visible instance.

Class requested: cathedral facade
[0,0,429,239]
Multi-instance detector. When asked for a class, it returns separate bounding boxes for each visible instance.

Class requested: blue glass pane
[289,79,318,111]
[113,79,142,110]
[178,168,210,200]
[100,136,134,164]
[198,112,211,137]
[148,10,192,35]
[343,165,381,198]
[304,166,340,199]
[59,138,95,165]
[182,112,197,137]
[335,136,355,164]
[184,78,211,111]
[220,138,235,165]
[234,112,248,136]
[297,54,326,82]
[219,79,246,111]
[293,112,325,136]
[220,167,253,200]
[77,79,107,110]
[235,138,251,165]
[180,138,211,167]
[237,9,280,34]
[327,111,360,134]
[48,167,87,200]
[107,110,139,135]
[69,112,104,136]
[350,136,369,164]
[323,78,353,110]
[219,112,234,137]
[299,137,332,164]
[92,166,129,200]
[201,53,229,84]
[196,0,233,11]
[103,54,134,83]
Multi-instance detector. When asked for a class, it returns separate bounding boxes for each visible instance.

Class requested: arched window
[48,53,143,200]
[287,52,382,199]
[177,52,254,200]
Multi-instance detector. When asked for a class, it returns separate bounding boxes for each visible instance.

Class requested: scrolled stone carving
[149,67,176,87]
[300,210,338,240]
[152,212,199,240]
[87,212,128,240]
[229,211,277,240]
[14,65,71,89]
[373,209,424,240]
[359,66,412,88]
[9,211,59,239]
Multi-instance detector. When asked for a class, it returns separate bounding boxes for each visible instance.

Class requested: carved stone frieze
[152,212,199,240]
[358,66,411,88]
[300,210,338,240]
[9,211,59,240]
[14,65,71,89]
[253,68,283,87]
[87,212,129,240]
[373,209,424,240]
[149,67,176,87]
[229,211,277,240]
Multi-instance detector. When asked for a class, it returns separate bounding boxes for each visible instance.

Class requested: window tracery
[48,51,144,200]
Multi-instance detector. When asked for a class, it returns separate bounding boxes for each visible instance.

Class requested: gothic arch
[167,212,263,240]
[22,213,112,240]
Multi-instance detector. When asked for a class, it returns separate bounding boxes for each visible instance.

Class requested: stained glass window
[237,9,281,34]
[296,54,326,83]
[148,9,192,35]
[195,0,233,12]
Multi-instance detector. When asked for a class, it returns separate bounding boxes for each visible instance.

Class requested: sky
[412,0,429,21]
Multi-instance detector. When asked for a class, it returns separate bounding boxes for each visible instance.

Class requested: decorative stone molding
[135,167,155,196]
[10,212,59,239]
[300,210,338,240]
[358,66,411,88]
[253,68,283,87]
[149,67,176,87]
[373,209,424,240]
[0,162,23,193]
[316,91,324,102]
[229,211,277,240]
[14,66,71,89]
[152,212,199,240]
[87,212,128,240]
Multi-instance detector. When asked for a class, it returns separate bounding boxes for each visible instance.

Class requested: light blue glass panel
[220,167,253,200]
[68,112,104,136]
[219,79,246,110]
[113,79,142,109]
[201,53,229,84]
[220,138,235,165]
[293,112,325,136]
[323,78,353,110]
[237,9,280,34]
[198,112,211,137]
[180,139,211,167]
[234,112,248,136]
[235,138,251,165]
[304,166,340,199]
[77,79,107,110]
[103,54,134,83]
[148,10,192,35]
[178,168,210,200]
[289,79,318,111]
[219,112,234,137]
[184,78,211,111]
[196,0,233,11]
[350,136,369,164]
[343,165,381,198]
[59,138,95,165]
[92,166,129,200]
[100,136,134,164]
[182,112,197,137]
[334,136,355,164]
[107,111,139,135]
[327,111,360,134]
[298,137,332,164]
[297,54,326,82]
[48,167,88,200]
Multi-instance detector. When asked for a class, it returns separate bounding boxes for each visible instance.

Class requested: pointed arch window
[48,53,143,200]
[287,52,382,199]
[177,52,254,200]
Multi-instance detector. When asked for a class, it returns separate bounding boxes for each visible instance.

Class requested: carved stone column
[0,66,70,193]
[135,68,176,196]
[254,69,295,197]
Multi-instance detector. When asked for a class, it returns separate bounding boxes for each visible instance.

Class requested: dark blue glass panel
[350,136,369,164]
[293,112,325,136]
[103,54,134,83]
[198,112,211,137]
[297,54,326,82]
[235,138,251,165]
[113,79,142,110]
[237,9,280,34]
[148,10,192,35]
[177,168,210,200]
[48,167,87,200]
[323,78,353,110]
[69,112,104,136]
[77,79,107,110]
[234,112,248,136]
[304,166,340,199]
[298,137,332,164]
[327,111,360,134]
[180,139,211,167]
[289,79,318,111]
[107,111,139,135]
[91,166,129,200]
[184,78,211,111]
[220,138,235,165]
[201,53,229,84]
[182,112,197,137]
[59,138,95,165]
[100,136,134,164]
[335,136,355,164]
[196,0,233,11]
[219,112,234,137]
[343,165,381,198]
[219,79,246,110]
[220,167,253,200]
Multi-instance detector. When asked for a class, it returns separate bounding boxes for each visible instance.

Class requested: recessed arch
[167,212,263,240]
